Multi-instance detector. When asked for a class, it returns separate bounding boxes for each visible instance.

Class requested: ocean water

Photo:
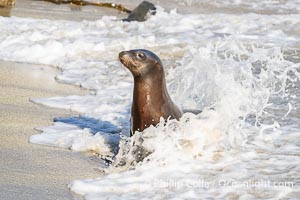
[0,0,299,199]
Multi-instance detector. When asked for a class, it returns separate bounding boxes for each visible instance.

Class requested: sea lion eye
[137,52,146,60]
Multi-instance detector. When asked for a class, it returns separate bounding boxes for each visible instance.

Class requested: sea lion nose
[119,51,128,60]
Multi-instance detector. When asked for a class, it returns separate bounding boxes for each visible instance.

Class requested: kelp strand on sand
[0,0,14,7]
[40,0,131,13]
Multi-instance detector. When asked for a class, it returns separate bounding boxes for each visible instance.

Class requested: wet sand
[0,0,233,20]
[0,0,211,20]
[0,61,100,200]
[2,0,297,20]
[2,0,127,20]
[1,0,150,20]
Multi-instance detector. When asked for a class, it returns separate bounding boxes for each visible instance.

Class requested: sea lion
[119,49,182,136]
[123,1,156,22]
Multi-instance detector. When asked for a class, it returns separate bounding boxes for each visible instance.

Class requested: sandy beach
[0,61,100,200]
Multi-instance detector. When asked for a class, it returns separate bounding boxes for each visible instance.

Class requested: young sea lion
[119,49,182,136]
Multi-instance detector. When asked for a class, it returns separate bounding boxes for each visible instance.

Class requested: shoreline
[0,60,100,200]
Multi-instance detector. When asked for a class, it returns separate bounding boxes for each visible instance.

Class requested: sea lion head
[119,49,163,77]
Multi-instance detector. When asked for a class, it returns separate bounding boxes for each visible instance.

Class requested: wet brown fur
[119,49,182,136]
